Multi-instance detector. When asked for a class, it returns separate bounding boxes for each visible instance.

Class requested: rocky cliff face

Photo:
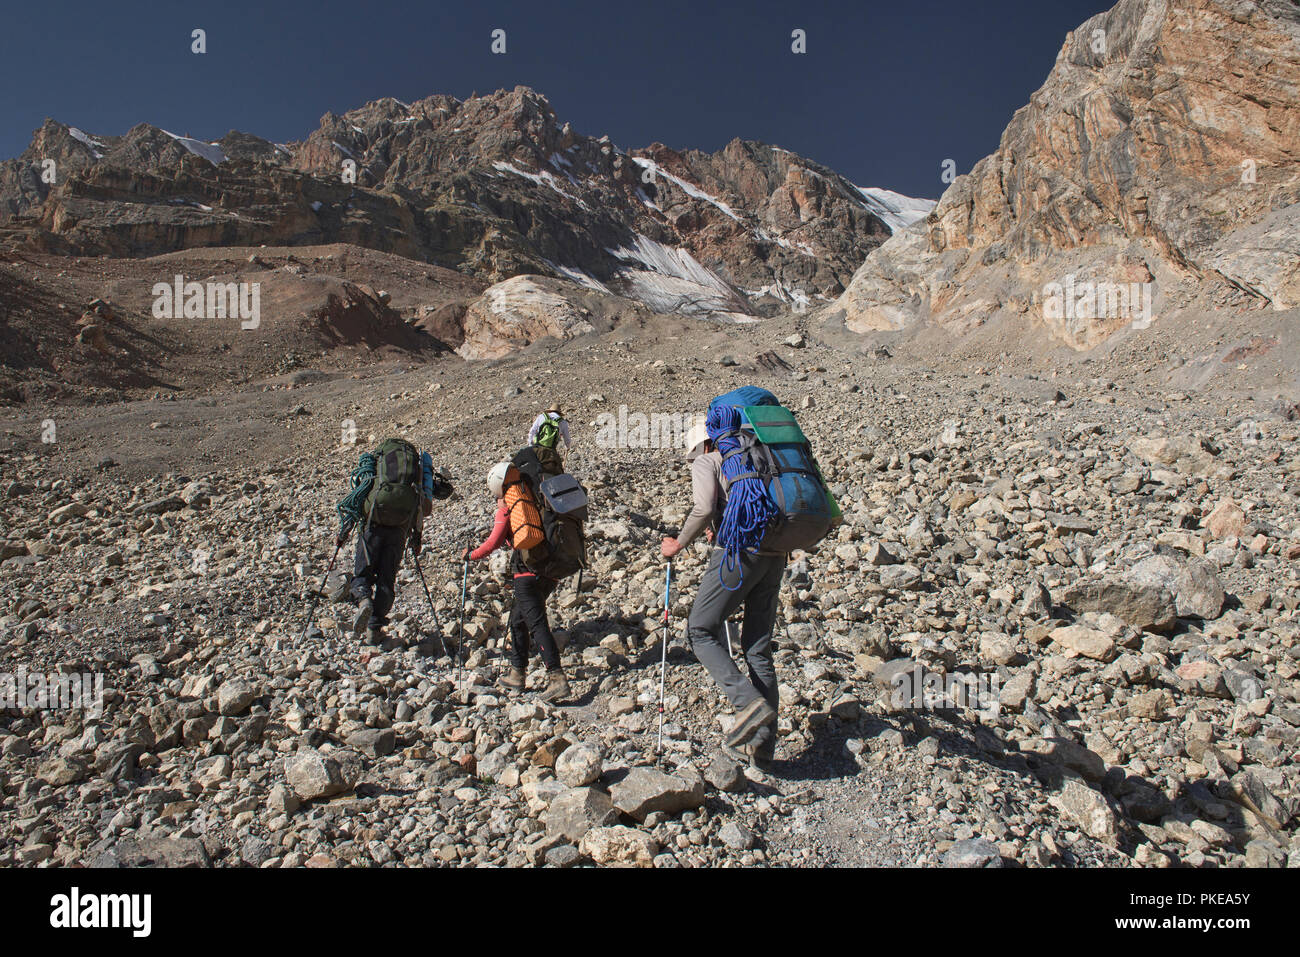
[0,87,932,322]
[834,0,1300,348]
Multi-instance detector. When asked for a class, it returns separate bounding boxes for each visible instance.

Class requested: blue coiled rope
[337,451,377,526]
[707,405,776,591]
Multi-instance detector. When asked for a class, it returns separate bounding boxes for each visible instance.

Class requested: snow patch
[67,127,105,159]
[540,261,611,294]
[606,233,752,319]
[161,130,226,166]
[852,185,936,233]
[629,157,741,221]
[492,161,586,208]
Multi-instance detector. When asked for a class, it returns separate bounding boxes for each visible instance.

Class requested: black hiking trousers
[508,574,561,672]
[350,521,409,628]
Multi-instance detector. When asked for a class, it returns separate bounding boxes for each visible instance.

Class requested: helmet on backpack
[487,461,511,498]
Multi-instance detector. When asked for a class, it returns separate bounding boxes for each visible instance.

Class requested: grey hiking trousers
[686,548,786,713]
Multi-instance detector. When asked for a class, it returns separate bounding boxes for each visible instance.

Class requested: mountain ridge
[0,86,934,323]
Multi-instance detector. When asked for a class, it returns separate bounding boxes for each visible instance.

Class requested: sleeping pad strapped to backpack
[510,445,589,579]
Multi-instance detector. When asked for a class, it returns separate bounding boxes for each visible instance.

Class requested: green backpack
[536,417,562,451]
[365,438,421,527]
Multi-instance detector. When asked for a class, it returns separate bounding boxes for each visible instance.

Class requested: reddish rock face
[1,86,927,322]
[836,0,1300,347]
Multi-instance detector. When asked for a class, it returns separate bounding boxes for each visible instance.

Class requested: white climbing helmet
[487,461,512,498]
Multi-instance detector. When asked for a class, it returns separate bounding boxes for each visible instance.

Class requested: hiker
[527,404,572,452]
[462,460,572,702]
[341,438,453,646]
[660,390,834,766]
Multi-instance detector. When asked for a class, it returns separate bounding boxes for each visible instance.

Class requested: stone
[943,838,1002,868]
[347,727,396,758]
[705,752,747,793]
[878,564,922,590]
[1129,554,1224,620]
[36,756,88,787]
[998,670,1036,712]
[95,836,211,868]
[216,678,256,716]
[545,844,581,868]
[1060,578,1176,632]
[609,767,706,822]
[1049,624,1117,662]
[719,822,756,850]
[554,743,604,788]
[579,825,658,867]
[1051,775,1121,846]
[545,787,619,842]
[284,747,358,801]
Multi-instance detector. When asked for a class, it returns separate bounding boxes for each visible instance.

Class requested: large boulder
[94,836,212,868]
[1129,554,1225,620]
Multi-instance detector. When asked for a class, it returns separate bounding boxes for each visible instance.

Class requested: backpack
[708,389,835,555]
[365,438,422,527]
[536,416,563,451]
[511,445,588,579]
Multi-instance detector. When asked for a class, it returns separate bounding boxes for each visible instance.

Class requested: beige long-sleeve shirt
[678,450,726,547]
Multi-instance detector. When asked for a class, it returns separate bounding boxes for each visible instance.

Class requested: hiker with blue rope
[661,387,837,767]
[338,437,454,646]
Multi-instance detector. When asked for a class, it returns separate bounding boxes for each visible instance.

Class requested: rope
[707,405,776,591]
[337,452,377,526]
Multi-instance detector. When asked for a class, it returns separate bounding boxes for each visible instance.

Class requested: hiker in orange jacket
[463,461,569,702]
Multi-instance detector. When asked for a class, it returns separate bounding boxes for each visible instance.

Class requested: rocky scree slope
[0,316,1297,868]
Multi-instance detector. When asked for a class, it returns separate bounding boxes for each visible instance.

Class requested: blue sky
[1,0,1113,198]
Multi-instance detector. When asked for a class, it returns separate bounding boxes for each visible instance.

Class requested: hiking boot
[364,626,385,647]
[538,669,570,704]
[750,723,777,770]
[725,698,776,750]
[498,667,526,691]
[352,599,373,636]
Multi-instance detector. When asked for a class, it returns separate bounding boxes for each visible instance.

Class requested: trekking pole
[657,560,672,756]
[410,545,448,659]
[457,535,471,696]
[299,532,346,643]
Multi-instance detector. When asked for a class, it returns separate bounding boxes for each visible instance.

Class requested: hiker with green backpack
[462,442,589,702]
[340,437,454,646]
[660,387,837,767]
[527,404,572,453]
